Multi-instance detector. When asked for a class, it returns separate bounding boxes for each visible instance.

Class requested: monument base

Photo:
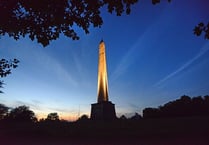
[90,101,116,120]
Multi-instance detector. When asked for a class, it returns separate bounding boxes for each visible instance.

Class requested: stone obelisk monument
[90,40,116,120]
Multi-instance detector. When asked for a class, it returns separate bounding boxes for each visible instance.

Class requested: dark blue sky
[1,0,209,120]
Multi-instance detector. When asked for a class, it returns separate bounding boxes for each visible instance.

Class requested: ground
[0,116,209,145]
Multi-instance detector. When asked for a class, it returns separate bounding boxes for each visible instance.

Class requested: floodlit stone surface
[91,40,116,120]
[97,40,109,103]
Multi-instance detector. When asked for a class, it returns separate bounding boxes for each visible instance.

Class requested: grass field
[0,116,209,145]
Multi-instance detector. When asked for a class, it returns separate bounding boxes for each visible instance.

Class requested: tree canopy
[0,0,139,47]
[194,22,209,40]
[0,59,19,93]
[77,114,89,121]
[0,0,207,47]
[46,112,60,121]
[0,103,9,120]
[0,0,183,47]
[7,105,37,122]
[143,95,209,118]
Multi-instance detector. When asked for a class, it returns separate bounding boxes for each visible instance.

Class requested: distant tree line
[0,104,37,122]
[1,95,209,123]
[0,104,62,123]
[143,95,209,118]
[0,103,91,123]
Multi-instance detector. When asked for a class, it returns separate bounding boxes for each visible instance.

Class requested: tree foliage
[119,115,127,120]
[0,59,19,78]
[77,114,89,121]
[0,0,207,46]
[151,0,171,5]
[46,112,59,121]
[194,22,209,40]
[0,58,19,93]
[129,113,142,120]
[0,0,138,47]
[0,103,9,120]
[0,81,4,93]
[7,105,37,122]
[143,95,209,118]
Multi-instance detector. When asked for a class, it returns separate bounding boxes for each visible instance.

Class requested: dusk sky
[1,0,209,120]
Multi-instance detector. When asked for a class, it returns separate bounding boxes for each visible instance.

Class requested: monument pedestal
[90,101,116,120]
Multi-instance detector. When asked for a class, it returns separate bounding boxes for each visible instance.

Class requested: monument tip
[100,39,104,43]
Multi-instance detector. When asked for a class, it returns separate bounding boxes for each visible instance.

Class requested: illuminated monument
[90,40,116,120]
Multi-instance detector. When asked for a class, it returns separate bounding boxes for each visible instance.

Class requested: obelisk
[90,40,116,120]
[97,40,109,102]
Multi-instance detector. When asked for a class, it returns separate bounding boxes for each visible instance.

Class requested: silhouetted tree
[153,0,208,40]
[143,107,160,118]
[143,95,209,118]
[77,114,89,121]
[159,95,192,117]
[0,0,207,46]
[0,59,19,93]
[194,22,209,40]
[46,112,59,121]
[129,113,142,120]
[0,0,179,47]
[119,115,127,120]
[151,0,171,5]
[0,103,9,120]
[204,95,209,114]
[0,81,4,94]
[7,105,37,122]
[0,0,138,47]
[38,118,45,122]
[192,96,205,116]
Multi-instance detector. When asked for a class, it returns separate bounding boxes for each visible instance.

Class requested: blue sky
[1,0,209,120]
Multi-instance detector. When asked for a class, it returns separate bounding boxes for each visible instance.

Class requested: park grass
[0,116,209,145]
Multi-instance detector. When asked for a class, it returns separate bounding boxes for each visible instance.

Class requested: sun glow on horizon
[35,110,89,122]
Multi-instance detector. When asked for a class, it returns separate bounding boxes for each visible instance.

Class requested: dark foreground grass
[0,116,209,145]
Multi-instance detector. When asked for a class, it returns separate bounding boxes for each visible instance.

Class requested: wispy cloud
[110,17,165,82]
[2,37,79,87]
[13,100,41,111]
[34,49,78,87]
[111,36,143,81]
[50,59,78,86]
[154,43,209,87]
[48,107,78,114]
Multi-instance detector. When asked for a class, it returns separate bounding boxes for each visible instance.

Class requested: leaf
[194,26,202,36]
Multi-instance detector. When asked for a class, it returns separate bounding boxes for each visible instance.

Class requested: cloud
[154,43,209,87]
[110,16,166,82]
[110,36,143,81]
[1,37,79,87]
[47,106,83,121]
[13,100,41,111]
[48,107,78,114]
[50,59,78,86]
[34,49,78,87]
